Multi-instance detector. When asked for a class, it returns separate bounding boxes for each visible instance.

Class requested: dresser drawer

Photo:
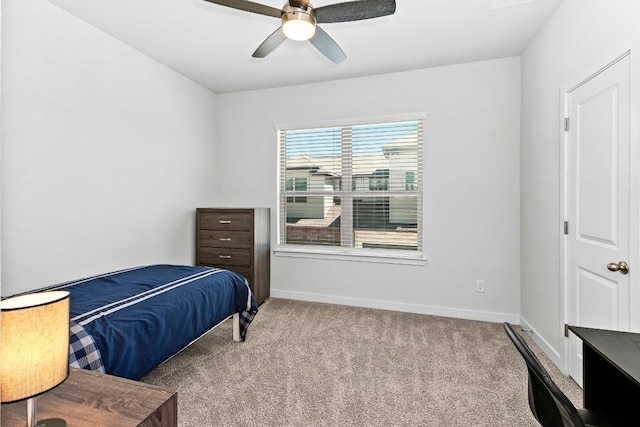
[199,211,252,231]
[199,248,251,267]
[199,230,252,249]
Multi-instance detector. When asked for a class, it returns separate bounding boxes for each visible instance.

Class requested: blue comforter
[43,264,258,379]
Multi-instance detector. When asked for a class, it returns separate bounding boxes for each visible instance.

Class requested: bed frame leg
[232,313,241,342]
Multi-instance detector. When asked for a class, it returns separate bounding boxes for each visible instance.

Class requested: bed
[34,264,258,380]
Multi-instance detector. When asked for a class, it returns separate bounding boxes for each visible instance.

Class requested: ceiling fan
[203,0,396,63]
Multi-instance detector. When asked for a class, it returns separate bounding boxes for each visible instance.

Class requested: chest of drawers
[196,208,270,305]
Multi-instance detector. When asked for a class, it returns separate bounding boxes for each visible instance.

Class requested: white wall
[520,0,640,366]
[216,57,522,322]
[1,0,219,295]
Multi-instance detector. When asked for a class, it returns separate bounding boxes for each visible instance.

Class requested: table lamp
[1,291,70,427]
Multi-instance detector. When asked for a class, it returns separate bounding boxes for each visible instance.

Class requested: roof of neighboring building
[381,137,419,154]
[286,135,418,177]
[287,154,389,177]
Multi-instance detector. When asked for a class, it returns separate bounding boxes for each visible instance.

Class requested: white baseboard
[519,315,565,373]
[270,289,520,324]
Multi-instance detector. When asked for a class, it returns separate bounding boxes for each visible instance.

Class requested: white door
[565,54,631,386]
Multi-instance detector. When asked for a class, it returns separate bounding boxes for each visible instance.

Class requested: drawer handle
[218,255,232,259]
[218,238,232,241]
[219,220,232,224]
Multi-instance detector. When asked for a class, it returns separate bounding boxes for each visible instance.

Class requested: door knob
[607,261,629,275]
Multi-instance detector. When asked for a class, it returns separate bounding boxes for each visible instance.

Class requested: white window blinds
[278,118,423,257]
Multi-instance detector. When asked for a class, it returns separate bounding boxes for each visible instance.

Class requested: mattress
[41,264,258,379]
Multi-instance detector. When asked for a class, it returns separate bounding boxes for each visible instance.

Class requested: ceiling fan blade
[309,26,346,64]
[315,0,396,23]
[202,0,282,18]
[252,27,288,58]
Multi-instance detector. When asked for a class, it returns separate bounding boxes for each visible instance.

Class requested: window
[278,117,424,260]
[405,171,416,190]
[286,177,308,203]
[369,170,389,191]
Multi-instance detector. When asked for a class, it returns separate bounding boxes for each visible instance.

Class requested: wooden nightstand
[1,368,177,427]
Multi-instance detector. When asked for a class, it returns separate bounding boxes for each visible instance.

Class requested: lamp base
[35,418,67,427]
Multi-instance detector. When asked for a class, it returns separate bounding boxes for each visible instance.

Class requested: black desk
[568,326,640,417]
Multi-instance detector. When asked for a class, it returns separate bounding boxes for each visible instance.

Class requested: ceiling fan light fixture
[282,6,316,41]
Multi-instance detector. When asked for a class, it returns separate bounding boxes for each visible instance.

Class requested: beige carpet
[141,298,582,426]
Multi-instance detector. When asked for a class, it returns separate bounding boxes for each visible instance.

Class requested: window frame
[275,113,427,265]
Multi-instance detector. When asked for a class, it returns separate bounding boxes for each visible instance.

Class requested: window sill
[274,246,427,266]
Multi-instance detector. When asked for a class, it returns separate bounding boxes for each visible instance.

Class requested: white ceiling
[48,0,562,93]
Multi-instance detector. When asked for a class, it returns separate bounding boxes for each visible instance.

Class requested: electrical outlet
[475,280,486,293]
